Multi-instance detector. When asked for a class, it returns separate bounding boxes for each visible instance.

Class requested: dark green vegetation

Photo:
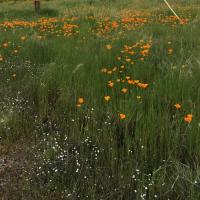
[0,0,200,199]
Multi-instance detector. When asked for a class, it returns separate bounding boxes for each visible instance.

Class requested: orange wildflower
[174,103,181,109]
[108,81,114,88]
[77,97,84,105]
[104,96,111,102]
[106,44,112,50]
[111,21,119,29]
[125,58,131,62]
[140,49,149,56]
[119,113,126,120]
[13,49,18,54]
[0,55,3,62]
[116,79,121,82]
[142,44,151,49]
[168,48,173,55]
[2,43,8,48]
[112,67,117,72]
[137,82,149,89]
[184,114,193,123]
[12,73,16,80]
[20,36,27,41]
[101,68,107,73]
[134,80,140,84]
[121,88,128,93]
[128,51,136,55]
[128,79,134,85]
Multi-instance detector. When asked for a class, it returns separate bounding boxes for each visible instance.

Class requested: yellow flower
[119,113,126,120]
[104,96,111,102]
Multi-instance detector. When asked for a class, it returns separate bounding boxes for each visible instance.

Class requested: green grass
[0,0,200,199]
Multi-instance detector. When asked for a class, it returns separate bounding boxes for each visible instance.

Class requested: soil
[0,139,33,200]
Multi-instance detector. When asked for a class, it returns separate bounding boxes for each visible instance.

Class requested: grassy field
[0,0,200,199]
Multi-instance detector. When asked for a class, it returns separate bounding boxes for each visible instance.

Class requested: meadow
[0,0,200,199]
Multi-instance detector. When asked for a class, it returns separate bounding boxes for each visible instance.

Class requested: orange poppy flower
[13,49,18,54]
[77,97,84,104]
[101,68,107,73]
[112,67,117,72]
[119,113,126,120]
[140,49,149,56]
[116,79,121,82]
[111,21,119,29]
[104,96,111,101]
[0,55,4,62]
[125,58,131,62]
[12,73,16,80]
[106,44,112,50]
[174,103,181,109]
[108,81,114,88]
[121,88,128,93]
[127,79,134,85]
[2,43,8,48]
[184,114,193,123]
[20,36,27,41]
[168,48,173,55]
[137,83,149,89]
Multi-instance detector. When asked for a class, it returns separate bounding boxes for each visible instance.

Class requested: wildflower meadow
[0,0,200,199]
